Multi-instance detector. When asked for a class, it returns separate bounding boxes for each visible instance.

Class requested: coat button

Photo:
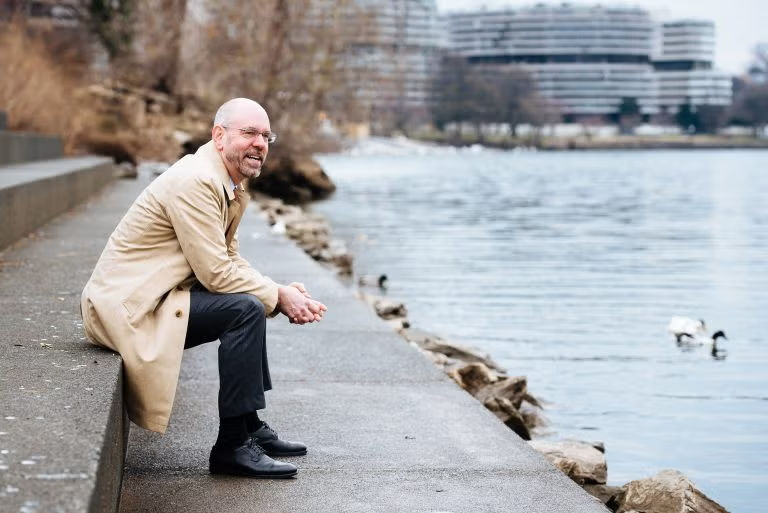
[175,309,183,318]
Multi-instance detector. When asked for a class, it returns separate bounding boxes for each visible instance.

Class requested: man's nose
[251,136,268,150]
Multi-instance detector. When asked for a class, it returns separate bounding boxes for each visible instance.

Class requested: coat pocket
[121,268,173,321]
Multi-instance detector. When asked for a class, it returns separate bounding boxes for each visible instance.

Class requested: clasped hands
[278,282,327,325]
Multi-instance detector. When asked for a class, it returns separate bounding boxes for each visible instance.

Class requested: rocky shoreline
[256,195,731,513]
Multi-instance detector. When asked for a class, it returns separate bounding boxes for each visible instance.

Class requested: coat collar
[195,140,244,202]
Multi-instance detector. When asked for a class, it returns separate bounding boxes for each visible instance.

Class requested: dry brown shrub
[0,19,94,153]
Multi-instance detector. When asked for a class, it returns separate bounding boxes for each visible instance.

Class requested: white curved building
[654,20,732,112]
[445,4,660,119]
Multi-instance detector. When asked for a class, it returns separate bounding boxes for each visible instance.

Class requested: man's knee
[233,294,266,321]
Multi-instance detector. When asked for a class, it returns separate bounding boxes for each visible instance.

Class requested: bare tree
[615,97,641,135]
[180,0,364,152]
[130,0,187,94]
[75,0,135,63]
[431,56,490,139]
[697,105,728,134]
[432,58,546,142]
[732,83,768,136]
[748,43,768,83]
[484,66,544,137]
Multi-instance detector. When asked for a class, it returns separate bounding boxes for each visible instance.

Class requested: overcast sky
[435,0,766,75]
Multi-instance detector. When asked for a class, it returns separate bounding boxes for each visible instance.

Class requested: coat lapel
[225,186,250,246]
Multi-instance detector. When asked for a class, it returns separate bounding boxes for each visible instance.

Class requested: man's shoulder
[159,151,222,191]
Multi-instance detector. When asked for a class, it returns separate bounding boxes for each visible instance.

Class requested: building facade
[443,4,732,120]
[653,20,732,113]
[342,0,445,130]
[445,4,659,119]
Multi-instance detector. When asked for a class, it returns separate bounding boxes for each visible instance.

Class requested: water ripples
[315,149,768,512]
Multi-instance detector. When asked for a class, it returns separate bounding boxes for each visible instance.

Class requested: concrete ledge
[0,131,64,166]
[0,178,149,512]
[0,157,116,250]
[0,337,127,513]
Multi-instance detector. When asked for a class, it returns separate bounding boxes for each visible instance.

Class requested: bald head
[212,98,272,184]
[213,98,268,127]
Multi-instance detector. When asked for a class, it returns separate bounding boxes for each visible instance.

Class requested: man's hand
[278,285,327,324]
[289,282,311,298]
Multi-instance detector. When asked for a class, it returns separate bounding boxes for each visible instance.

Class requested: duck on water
[357,274,389,290]
[667,316,728,358]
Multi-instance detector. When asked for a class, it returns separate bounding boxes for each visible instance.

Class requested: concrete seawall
[0,179,147,513]
[0,131,64,166]
[0,157,116,250]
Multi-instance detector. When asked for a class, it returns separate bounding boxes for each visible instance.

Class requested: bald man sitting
[81,98,327,479]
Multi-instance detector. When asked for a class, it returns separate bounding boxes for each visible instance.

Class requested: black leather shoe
[209,438,297,478]
[250,423,307,457]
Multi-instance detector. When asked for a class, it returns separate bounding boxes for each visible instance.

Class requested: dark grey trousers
[184,289,272,418]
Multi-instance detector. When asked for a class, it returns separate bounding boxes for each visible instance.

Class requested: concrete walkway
[117,192,608,512]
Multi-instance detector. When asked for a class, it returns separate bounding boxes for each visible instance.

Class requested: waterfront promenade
[1,169,608,512]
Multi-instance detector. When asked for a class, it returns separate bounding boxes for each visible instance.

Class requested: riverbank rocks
[448,366,543,440]
[448,362,500,394]
[529,440,608,486]
[399,328,506,373]
[483,396,532,440]
[257,197,354,276]
[582,484,624,509]
[358,292,408,320]
[615,470,729,513]
[394,328,545,437]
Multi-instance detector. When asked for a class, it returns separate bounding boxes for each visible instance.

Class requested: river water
[313,146,768,512]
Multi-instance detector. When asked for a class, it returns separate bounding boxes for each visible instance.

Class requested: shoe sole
[210,465,298,479]
[264,449,307,457]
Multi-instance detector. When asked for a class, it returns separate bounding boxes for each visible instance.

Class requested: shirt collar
[229,176,237,192]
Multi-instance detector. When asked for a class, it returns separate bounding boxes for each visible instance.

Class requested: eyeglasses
[221,125,277,144]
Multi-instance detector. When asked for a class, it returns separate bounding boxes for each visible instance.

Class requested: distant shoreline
[415,134,768,152]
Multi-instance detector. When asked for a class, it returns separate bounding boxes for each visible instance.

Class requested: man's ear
[212,125,225,150]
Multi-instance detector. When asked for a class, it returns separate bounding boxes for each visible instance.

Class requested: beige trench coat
[81,141,280,433]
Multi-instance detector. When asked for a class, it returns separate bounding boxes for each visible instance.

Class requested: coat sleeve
[227,232,251,271]
[166,175,280,314]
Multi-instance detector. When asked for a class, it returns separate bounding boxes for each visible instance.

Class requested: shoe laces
[259,422,278,439]
[246,437,266,459]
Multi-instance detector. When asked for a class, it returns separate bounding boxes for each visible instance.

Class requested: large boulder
[250,154,336,204]
[616,470,729,513]
[528,440,607,485]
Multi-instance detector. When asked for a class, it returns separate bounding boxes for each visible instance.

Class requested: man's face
[218,107,272,180]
